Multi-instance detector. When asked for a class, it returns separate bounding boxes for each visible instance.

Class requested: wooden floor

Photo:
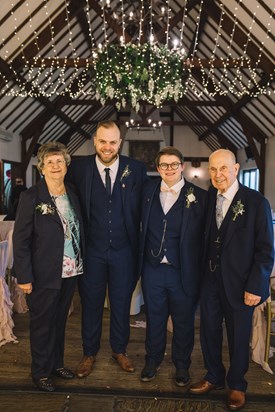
[1,291,275,411]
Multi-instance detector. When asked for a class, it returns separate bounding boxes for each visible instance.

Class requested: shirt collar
[218,179,239,202]
[161,177,185,193]
[95,155,119,175]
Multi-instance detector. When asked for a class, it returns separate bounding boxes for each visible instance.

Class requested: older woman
[13,142,84,392]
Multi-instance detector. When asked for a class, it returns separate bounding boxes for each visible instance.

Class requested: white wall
[1,129,274,204]
[0,137,21,162]
[172,126,212,190]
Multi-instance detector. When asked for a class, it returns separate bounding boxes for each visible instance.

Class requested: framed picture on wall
[129,140,160,173]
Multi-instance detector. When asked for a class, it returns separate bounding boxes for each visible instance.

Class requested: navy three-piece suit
[200,183,274,392]
[67,154,148,356]
[139,178,207,369]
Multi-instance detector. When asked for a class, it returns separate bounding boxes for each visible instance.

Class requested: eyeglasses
[158,162,182,171]
[44,159,66,167]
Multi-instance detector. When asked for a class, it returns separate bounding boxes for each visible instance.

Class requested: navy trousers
[141,262,198,369]
[27,276,77,379]
[200,270,254,392]
[79,243,137,356]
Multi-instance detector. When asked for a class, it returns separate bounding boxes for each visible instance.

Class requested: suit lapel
[84,156,95,218]
[206,188,217,240]
[143,180,160,235]
[118,157,132,206]
[180,183,192,240]
[223,185,246,249]
[36,179,62,226]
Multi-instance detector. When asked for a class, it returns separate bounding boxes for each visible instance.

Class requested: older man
[190,149,274,410]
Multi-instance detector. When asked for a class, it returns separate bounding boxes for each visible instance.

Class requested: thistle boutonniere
[36,202,55,215]
[185,187,197,208]
[231,199,245,221]
[120,164,131,181]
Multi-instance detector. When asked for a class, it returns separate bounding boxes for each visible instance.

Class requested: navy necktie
[104,168,111,195]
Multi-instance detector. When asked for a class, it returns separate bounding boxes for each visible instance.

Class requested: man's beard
[96,150,118,165]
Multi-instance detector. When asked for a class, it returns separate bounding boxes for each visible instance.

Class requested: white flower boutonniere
[120,164,131,181]
[185,187,197,208]
[36,202,55,215]
[231,200,245,221]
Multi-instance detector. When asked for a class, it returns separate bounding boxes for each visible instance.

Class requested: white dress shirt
[159,178,185,264]
[96,155,119,193]
[218,179,239,219]
[160,178,185,215]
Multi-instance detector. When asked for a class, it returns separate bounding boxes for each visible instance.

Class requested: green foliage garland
[90,43,187,111]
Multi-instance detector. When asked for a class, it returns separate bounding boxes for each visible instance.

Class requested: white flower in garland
[89,43,188,111]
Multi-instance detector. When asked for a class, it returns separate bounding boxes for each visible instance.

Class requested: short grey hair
[37,142,71,174]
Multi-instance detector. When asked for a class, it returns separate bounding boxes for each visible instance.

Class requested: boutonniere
[120,164,131,181]
[36,202,55,215]
[185,187,197,208]
[231,200,245,221]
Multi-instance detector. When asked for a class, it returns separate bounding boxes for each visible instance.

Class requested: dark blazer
[13,178,85,289]
[66,154,149,254]
[140,178,207,297]
[205,183,274,309]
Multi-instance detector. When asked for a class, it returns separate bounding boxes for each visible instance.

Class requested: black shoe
[140,359,160,382]
[32,377,56,392]
[175,369,190,387]
[52,367,75,379]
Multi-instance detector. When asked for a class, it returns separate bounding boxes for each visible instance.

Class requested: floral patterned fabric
[51,194,83,278]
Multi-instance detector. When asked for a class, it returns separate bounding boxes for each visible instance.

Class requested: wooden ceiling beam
[198,73,271,144]
[0,0,88,89]
[203,0,274,75]
[156,0,201,43]
[25,57,261,69]
[174,106,236,154]
[58,103,104,145]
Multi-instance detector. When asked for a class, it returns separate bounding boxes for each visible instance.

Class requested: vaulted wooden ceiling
[0,0,274,191]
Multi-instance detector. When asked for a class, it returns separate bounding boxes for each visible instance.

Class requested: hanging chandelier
[89,42,188,111]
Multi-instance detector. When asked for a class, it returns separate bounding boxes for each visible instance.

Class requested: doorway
[0,160,23,214]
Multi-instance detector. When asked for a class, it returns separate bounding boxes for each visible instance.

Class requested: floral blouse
[51,193,83,278]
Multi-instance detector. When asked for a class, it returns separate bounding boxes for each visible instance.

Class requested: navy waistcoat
[145,188,184,268]
[87,166,129,252]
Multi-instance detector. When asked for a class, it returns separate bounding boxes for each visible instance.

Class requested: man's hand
[18,283,32,294]
[244,291,261,306]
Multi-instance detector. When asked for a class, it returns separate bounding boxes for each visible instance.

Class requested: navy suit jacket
[13,178,85,290]
[205,183,274,309]
[140,178,207,297]
[66,154,149,254]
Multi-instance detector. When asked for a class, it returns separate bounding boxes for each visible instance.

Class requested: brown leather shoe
[190,379,225,394]
[227,390,245,410]
[112,352,135,372]
[75,355,95,378]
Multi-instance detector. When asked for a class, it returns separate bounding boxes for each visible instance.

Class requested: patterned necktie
[216,194,225,229]
[104,168,111,195]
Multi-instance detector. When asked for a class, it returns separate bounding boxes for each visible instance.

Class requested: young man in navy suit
[190,149,274,410]
[139,146,207,386]
[67,121,148,377]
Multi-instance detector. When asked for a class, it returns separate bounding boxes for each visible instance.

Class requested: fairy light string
[0,1,273,99]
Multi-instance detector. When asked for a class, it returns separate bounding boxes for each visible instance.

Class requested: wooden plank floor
[0,290,275,411]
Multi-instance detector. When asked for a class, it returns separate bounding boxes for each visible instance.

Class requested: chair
[0,221,28,313]
[0,240,18,346]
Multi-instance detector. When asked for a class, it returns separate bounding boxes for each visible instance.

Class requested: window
[239,169,259,191]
